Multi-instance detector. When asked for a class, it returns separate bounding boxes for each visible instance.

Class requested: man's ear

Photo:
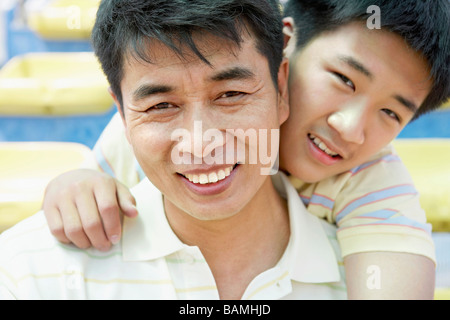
[282,17,296,58]
[277,58,290,126]
[108,87,131,144]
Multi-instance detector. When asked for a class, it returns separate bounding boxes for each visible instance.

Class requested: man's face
[116,32,289,221]
[280,22,432,183]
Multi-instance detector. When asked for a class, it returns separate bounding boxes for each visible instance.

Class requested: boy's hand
[42,169,138,251]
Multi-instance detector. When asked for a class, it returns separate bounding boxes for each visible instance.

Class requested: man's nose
[174,107,227,162]
[327,98,367,145]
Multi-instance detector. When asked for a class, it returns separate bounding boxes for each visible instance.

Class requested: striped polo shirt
[91,113,436,264]
[0,173,347,300]
[290,144,436,263]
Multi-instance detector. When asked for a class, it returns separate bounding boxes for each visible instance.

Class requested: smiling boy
[41,0,450,299]
[278,0,449,297]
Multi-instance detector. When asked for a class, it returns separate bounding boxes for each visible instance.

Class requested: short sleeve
[296,145,436,264]
[90,112,144,188]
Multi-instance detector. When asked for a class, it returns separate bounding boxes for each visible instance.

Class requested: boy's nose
[327,100,367,145]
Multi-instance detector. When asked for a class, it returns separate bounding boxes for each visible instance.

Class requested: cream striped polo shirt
[0,173,347,300]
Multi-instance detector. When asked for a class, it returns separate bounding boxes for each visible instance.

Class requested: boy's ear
[277,58,290,126]
[282,17,296,58]
[108,87,131,144]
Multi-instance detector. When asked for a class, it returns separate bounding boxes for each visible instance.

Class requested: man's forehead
[120,34,267,104]
[123,29,257,70]
[121,32,265,90]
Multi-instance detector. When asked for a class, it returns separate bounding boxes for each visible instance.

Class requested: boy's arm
[344,252,435,300]
[43,169,138,251]
[43,112,141,251]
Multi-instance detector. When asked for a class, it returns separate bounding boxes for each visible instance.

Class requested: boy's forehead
[293,22,430,74]
[289,21,432,110]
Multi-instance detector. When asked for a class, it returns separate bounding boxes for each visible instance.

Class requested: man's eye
[382,108,400,122]
[220,91,245,99]
[333,72,355,90]
[148,102,175,111]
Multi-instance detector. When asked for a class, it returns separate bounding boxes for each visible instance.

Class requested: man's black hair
[91,0,284,110]
[283,0,450,119]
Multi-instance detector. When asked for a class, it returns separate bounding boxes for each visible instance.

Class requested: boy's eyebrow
[338,55,418,114]
[132,84,174,102]
[209,66,256,82]
[338,55,373,79]
[394,95,419,114]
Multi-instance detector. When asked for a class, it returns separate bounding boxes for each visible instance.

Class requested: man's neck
[163,177,290,299]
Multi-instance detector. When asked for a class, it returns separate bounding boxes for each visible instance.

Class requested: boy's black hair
[91,0,284,110]
[283,0,450,119]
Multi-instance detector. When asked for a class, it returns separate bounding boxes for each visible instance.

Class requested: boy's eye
[333,72,355,91]
[382,108,400,122]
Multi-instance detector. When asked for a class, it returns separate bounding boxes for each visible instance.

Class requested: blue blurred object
[0,107,116,149]
[398,109,450,139]
[4,2,93,63]
[0,1,111,149]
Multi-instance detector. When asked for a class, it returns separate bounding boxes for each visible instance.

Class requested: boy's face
[280,22,432,183]
[115,32,289,221]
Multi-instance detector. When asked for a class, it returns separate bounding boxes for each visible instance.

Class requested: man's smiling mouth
[178,163,240,185]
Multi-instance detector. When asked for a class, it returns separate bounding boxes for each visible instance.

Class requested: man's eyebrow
[132,84,174,102]
[338,55,373,79]
[210,66,256,82]
[394,95,419,114]
[131,67,255,101]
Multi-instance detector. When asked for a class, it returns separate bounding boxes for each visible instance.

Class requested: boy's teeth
[186,166,233,184]
[309,134,339,157]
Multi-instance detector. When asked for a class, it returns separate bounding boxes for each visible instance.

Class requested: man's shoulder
[0,211,54,257]
[0,211,58,297]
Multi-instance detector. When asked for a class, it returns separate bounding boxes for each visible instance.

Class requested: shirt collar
[122,174,341,283]
[273,173,341,283]
[122,178,184,261]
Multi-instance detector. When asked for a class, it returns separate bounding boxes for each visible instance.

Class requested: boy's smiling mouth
[308,133,342,158]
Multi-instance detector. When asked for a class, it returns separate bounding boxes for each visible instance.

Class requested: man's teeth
[185,166,233,184]
[309,134,339,157]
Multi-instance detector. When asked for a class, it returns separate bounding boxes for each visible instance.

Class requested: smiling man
[0,0,346,300]
[34,0,450,300]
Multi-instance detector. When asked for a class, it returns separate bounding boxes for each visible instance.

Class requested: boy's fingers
[76,188,112,251]
[94,180,123,246]
[44,206,71,244]
[116,182,138,219]
[58,200,92,249]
